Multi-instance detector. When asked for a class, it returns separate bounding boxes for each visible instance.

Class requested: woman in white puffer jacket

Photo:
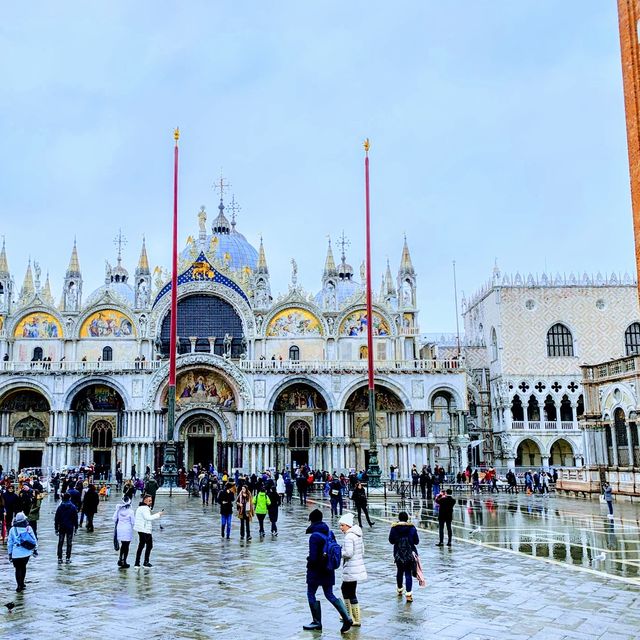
[339,512,367,627]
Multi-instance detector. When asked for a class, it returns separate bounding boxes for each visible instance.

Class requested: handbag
[113,524,120,551]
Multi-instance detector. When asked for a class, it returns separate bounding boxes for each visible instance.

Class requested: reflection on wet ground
[372,492,640,582]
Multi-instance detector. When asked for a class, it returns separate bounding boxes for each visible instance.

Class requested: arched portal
[550,438,574,466]
[516,438,542,467]
[273,383,328,470]
[344,384,405,472]
[70,383,125,477]
[0,388,50,471]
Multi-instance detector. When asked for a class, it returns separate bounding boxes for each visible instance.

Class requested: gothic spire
[399,235,415,275]
[379,274,385,302]
[0,238,8,275]
[20,259,35,299]
[42,272,54,306]
[256,236,269,274]
[323,238,337,277]
[385,259,396,295]
[137,236,150,275]
[66,239,81,277]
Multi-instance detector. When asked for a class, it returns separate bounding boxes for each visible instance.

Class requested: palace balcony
[582,355,638,382]
[511,420,578,432]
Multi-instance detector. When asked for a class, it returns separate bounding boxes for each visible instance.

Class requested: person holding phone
[133,494,164,568]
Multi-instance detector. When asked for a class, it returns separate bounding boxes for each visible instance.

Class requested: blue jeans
[396,562,413,592]
[330,497,342,516]
[221,514,232,538]
[307,582,338,607]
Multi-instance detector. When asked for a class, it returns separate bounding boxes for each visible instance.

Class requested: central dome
[180,202,259,272]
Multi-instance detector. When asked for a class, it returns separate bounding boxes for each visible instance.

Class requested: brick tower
[618,0,640,289]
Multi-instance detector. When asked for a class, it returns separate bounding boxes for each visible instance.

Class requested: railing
[0,360,162,373]
[583,355,638,381]
[511,420,578,431]
[238,358,462,373]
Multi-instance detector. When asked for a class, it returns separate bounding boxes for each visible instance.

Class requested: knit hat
[13,512,28,525]
[308,508,323,523]
[338,513,354,527]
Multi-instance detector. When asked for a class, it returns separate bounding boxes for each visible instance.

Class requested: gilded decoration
[340,310,390,337]
[345,385,403,412]
[274,384,327,411]
[266,308,322,337]
[166,369,236,410]
[14,313,62,339]
[80,310,135,338]
[72,385,125,412]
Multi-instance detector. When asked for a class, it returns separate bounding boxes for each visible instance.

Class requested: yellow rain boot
[351,602,361,627]
[342,599,352,622]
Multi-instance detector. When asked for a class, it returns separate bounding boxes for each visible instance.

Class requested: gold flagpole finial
[174,127,180,143]
[363,138,370,154]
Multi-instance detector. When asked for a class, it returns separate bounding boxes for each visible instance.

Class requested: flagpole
[163,127,180,494]
[364,139,381,488]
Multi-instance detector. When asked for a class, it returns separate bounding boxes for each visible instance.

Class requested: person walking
[81,484,99,532]
[329,477,343,516]
[54,492,79,564]
[253,484,271,538]
[276,473,286,505]
[266,484,280,536]
[411,465,419,498]
[339,513,367,627]
[603,482,614,519]
[435,489,456,547]
[303,509,353,634]
[236,485,254,541]
[199,473,211,506]
[144,475,159,509]
[351,481,374,528]
[113,496,136,568]
[3,484,20,539]
[296,473,308,505]
[7,512,37,592]
[419,468,428,500]
[133,494,164,567]
[27,491,45,556]
[217,482,235,539]
[388,511,419,602]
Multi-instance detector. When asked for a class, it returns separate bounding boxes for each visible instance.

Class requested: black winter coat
[351,486,368,507]
[82,490,99,516]
[55,500,79,533]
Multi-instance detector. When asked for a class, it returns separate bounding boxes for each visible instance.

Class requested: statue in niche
[291,258,298,286]
[223,333,232,357]
[402,281,412,307]
[137,279,149,307]
[139,315,148,337]
[255,281,268,308]
[66,282,78,310]
[327,316,334,332]
[255,315,263,332]
[325,282,336,309]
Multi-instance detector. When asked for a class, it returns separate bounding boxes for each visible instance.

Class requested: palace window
[91,420,113,448]
[546,323,574,357]
[288,420,310,449]
[102,346,113,362]
[490,328,498,361]
[289,345,300,361]
[625,323,640,356]
[32,347,43,361]
[14,417,45,441]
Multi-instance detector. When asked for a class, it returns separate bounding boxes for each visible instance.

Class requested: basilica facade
[0,197,467,477]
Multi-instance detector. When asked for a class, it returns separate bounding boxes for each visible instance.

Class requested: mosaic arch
[14,313,62,339]
[162,368,237,410]
[71,385,125,412]
[274,383,328,411]
[340,310,390,337]
[345,385,404,412]
[80,310,135,338]
[266,308,323,337]
[0,389,50,412]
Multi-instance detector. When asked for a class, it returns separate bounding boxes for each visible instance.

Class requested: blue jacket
[388,522,420,548]
[306,521,334,586]
[55,500,79,533]
[7,522,37,559]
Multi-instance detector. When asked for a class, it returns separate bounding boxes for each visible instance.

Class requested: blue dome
[180,231,258,272]
[86,282,135,307]
[315,278,363,307]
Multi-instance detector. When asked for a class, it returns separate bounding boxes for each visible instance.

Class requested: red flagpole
[169,128,179,388]
[364,138,381,487]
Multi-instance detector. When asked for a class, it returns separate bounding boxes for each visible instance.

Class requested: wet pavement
[1,490,639,640]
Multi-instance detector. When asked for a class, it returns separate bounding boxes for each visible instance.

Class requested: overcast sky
[0,2,632,331]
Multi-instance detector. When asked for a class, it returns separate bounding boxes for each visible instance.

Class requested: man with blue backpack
[7,511,38,592]
[303,508,353,634]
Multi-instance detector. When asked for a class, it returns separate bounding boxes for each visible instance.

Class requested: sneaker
[143,562,153,567]
[65,558,71,564]
[246,536,252,541]
[273,532,278,537]
[134,562,140,568]
[58,558,63,565]
[16,586,24,593]
[435,543,444,547]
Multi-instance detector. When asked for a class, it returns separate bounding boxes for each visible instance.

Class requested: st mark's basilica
[0,194,467,477]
